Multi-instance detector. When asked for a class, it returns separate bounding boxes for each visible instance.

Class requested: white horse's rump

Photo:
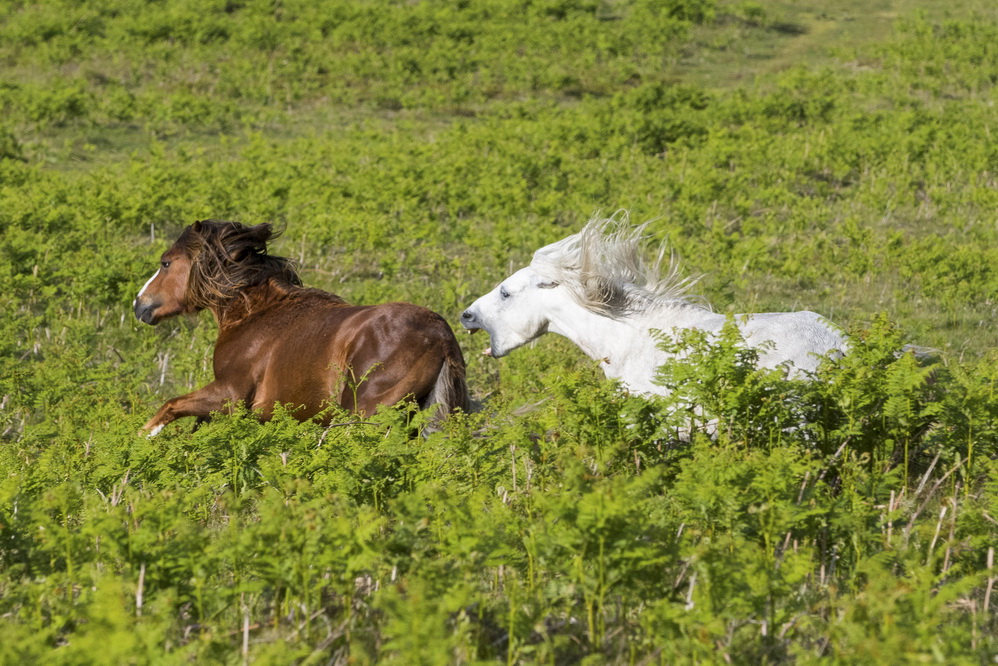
[460,212,848,395]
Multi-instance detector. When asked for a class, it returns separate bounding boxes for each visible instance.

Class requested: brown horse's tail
[421,350,471,429]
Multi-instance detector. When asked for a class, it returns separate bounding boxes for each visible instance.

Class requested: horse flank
[528,211,703,318]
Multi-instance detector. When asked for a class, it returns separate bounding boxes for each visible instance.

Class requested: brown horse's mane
[178,220,326,313]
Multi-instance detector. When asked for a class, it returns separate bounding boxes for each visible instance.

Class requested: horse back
[738,310,846,374]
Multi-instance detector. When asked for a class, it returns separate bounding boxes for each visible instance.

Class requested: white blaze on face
[133,269,160,307]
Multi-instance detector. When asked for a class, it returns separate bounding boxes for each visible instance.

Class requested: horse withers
[134,220,469,435]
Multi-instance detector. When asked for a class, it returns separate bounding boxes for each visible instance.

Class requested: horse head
[133,220,280,325]
[460,266,560,357]
[461,213,698,362]
[133,232,195,325]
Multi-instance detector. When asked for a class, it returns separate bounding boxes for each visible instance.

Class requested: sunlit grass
[3,0,998,660]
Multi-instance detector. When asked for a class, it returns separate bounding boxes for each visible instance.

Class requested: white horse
[460,213,848,395]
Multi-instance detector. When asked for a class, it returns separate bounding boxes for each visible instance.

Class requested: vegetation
[2,0,997,661]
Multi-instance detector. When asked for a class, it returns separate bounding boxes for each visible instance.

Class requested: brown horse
[133,220,470,435]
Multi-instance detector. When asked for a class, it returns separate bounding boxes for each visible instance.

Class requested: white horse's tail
[899,344,938,360]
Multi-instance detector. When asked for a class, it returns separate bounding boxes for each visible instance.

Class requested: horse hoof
[140,424,164,438]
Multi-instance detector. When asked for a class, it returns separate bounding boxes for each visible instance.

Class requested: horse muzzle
[460,309,503,357]
[133,300,160,325]
[460,308,481,332]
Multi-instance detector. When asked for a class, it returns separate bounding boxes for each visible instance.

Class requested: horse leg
[349,358,442,419]
[141,381,239,436]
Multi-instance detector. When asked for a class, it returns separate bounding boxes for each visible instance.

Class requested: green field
[2,0,998,662]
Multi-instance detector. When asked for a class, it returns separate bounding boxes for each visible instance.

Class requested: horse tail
[421,349,472,429]
[900,344,938,360]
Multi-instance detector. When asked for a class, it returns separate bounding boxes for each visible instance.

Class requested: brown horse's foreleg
[141,381,239,436]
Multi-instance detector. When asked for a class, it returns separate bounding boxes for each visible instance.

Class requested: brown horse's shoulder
[230,281,345,316]
[289,286,349,306]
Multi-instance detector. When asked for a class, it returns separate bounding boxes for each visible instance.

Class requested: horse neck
[211,279,296,328]
[545,296,717,365]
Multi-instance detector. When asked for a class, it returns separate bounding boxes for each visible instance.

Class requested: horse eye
[499,286,510,300]
[161,260,171,269]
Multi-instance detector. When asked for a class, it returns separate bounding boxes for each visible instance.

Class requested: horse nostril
[461,310,474,322]
[134,301,157,325]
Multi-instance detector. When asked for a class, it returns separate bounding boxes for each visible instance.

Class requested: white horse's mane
[529,211,702,318]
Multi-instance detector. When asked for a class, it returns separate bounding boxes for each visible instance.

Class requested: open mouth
[464,326,494,357]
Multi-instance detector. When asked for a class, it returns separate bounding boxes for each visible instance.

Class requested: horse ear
[192,220,203,233]
[226,223,273,262]
[246,223,273,245]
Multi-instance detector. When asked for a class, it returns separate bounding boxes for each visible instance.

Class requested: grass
[2,0,998,661]
[9,0,987,166]
[683,0,998,88]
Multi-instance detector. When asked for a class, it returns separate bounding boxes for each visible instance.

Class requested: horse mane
[178,220,307,312]
[529,211,702,318]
